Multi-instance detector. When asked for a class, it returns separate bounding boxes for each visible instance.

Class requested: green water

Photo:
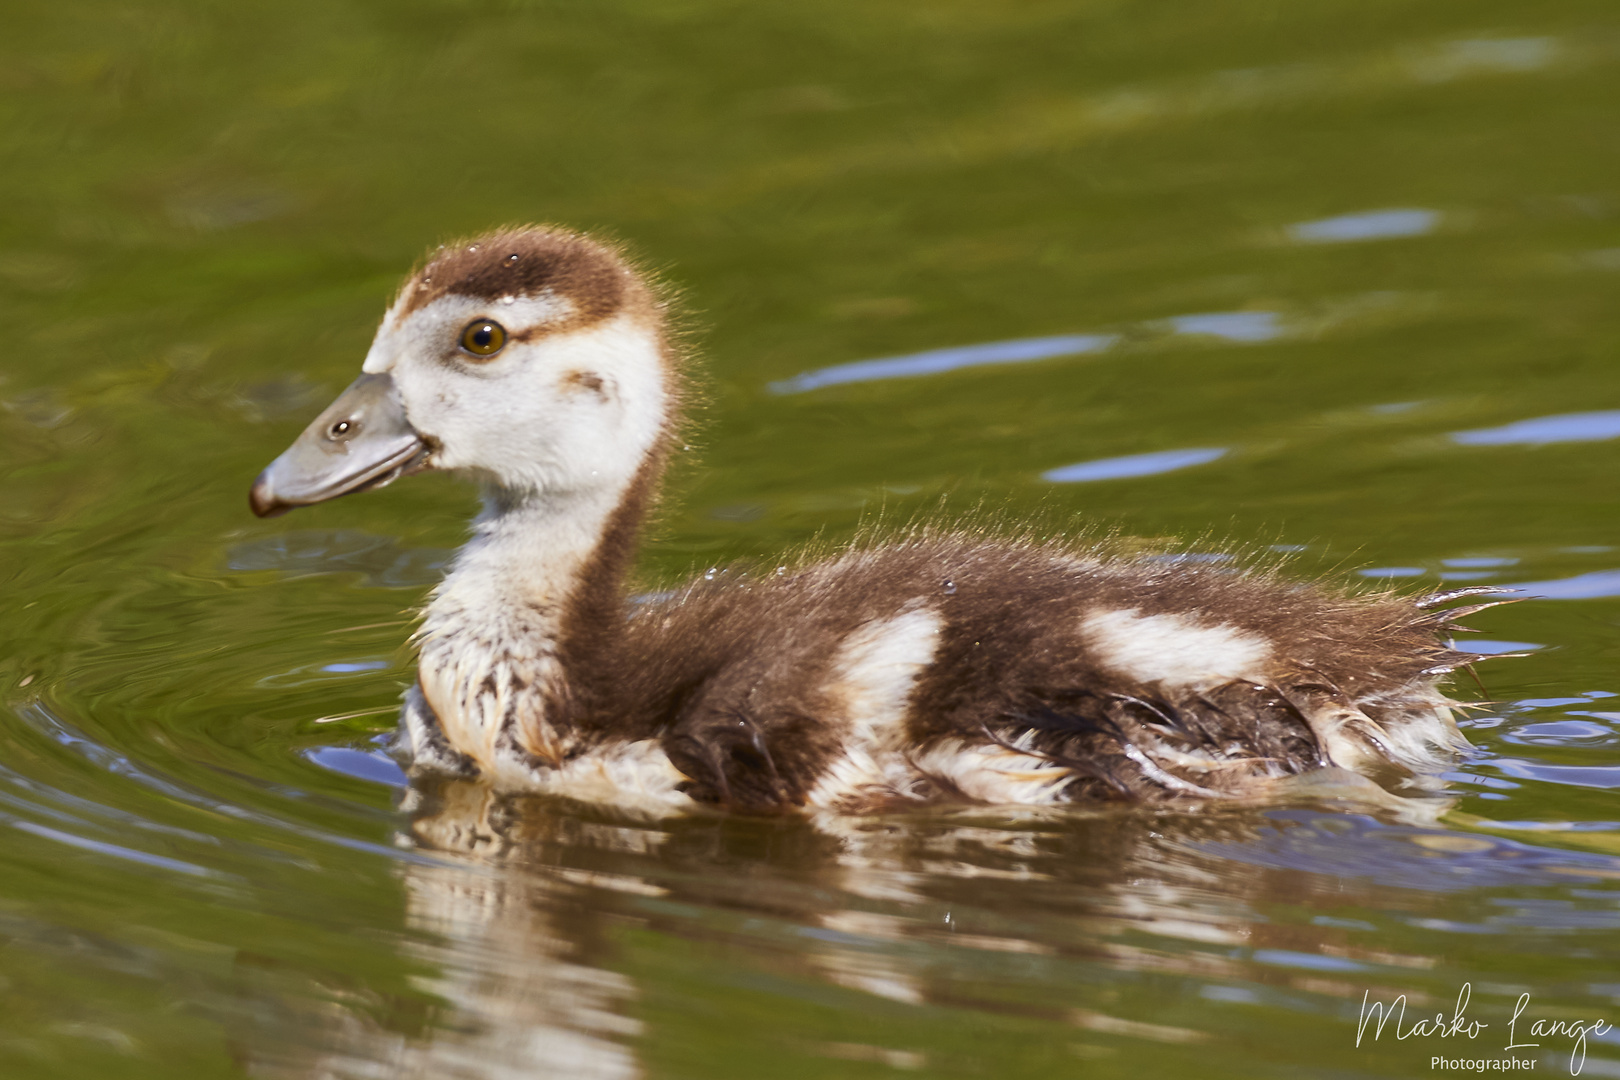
[5,1,1620,1076]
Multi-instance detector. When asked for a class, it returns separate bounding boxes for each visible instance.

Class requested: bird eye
[327,419,357,440]
[459,319,507,358]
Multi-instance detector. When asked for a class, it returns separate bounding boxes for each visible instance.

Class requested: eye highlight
[459,319,507,358]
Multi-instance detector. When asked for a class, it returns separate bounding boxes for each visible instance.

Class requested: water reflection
[1492,759,1620,790]
[767,333,1117,393]
[1492,569,1620,600]
[218,772,1620,1075]
[1453,410,1620,446]
[1502,719,1615,748]
[238,782,656,1079]
[1288,208,1440,244]
[1043,447,1228,483]
[10,683,1620,1076]
[771,308,1291,393]
[1419,37,1559,81]
[769,286,1453,395]
[227,530,453,588]
[305,745,408,788]
[1461,640,1544,655]
[1356,549,1620,599]
[1160,311,1281,342]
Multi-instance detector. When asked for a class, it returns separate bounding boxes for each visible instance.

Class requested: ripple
[1452,410,1620,446]
[1492,759,1620,790]
[1160,311,1282,342]
[1502,719,1615,747]
[1465,640,1544,655]
[1190,810,1620,891]
[770,307,1290,393]
[227,529,452,588]
[768,333,1117,393]
[256,657,397,689]
[305,746,408,788]
[1043,447,1227,483]
[1250,948,1367,972]
[1288,208,1440,243]
[1490,569,1620,600]
[9,700,440,867]
[6,818,217,878]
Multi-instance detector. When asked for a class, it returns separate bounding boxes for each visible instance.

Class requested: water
[4,1,1620,1076]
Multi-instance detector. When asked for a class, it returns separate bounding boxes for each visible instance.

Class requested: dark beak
[250,373,430,518]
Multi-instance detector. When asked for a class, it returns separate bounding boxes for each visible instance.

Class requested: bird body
[251,227,1496,813]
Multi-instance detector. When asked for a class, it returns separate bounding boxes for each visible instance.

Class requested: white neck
[415,481,634,775]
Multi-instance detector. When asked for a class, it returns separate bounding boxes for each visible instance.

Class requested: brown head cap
[397,226,654,329]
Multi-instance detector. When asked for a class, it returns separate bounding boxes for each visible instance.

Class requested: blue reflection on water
[1465,640,1543,654]
[1195,810,1620,892]
[1164,311,1282,342]
[1289,208,1440,243]
[1043,447,1227,483]
[8,819,218,878]
[1503,719,1613,747]
[1453,410,1620,446]
[1493,758,1620,789]
[770,307,1295,393]
[768,333,1117,393]
[305,747,408,789]
[1251,948,1367,973]
[12,700,440,865]
[1493,569,1620,599]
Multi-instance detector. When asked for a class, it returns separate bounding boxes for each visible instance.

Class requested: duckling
[250,226,1503,813]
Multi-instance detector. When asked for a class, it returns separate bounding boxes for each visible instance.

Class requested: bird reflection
[238,774,1477,1077]
[239,779,656,1080]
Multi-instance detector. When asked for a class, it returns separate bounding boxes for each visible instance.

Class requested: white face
[359,290,668,498]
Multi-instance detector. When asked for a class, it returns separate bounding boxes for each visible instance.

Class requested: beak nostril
[250,371,423,516]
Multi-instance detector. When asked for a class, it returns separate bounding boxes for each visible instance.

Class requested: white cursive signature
[1356,984,1611,1075]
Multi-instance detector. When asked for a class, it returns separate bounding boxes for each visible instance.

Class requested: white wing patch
[804,604,943,809]
[909,736,1075,805]
[1081,608,1273,689]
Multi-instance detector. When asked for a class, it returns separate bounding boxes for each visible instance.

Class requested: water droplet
[776,566,786,576]
[942,579,957,595]
[704,568,716,581]
[500,295,516,305]
[506,253,520,263]
[467,244,480,253]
